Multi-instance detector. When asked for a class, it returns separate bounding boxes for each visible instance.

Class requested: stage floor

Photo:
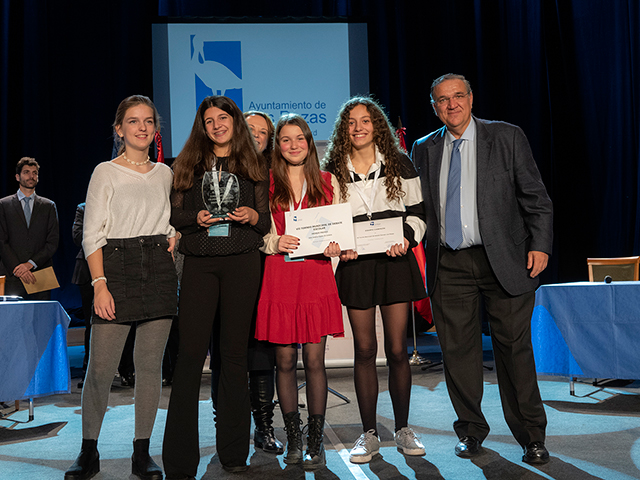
[1,333,640,479]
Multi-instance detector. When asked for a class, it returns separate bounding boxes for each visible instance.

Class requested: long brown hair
[323,96,404,202]
[112,95,161,156]
[173,96,265,191]
[271,114,330,211]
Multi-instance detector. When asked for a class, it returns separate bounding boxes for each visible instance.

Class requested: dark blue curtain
[1,0,639,309]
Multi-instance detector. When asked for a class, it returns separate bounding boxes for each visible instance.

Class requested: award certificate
[285,203,355,258]
[354,216,404,255]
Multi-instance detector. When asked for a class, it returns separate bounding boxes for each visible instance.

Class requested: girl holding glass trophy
[324,97,427,464]
[255,114,344,469]
[162,96,270,476]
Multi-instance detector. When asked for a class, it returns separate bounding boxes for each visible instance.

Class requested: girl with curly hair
[324,96,427,464]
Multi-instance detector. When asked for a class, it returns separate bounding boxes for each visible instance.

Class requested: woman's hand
[323,241,341,258]
[339,249,358,262]
[167,236,176,261]
[197,210,222,227]
[387,238,410,257]
[228,206,258,225]
[93,282,116,321]
[277,235,300,254]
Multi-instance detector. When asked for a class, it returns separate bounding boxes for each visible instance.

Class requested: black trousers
[430,246,547,446]
[163,251,261,477]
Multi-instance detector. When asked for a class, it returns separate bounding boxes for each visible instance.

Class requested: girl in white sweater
[65,95,177,480]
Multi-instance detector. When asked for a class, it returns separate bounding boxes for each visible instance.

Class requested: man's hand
[13,262,36,283]
[527,251,549,278]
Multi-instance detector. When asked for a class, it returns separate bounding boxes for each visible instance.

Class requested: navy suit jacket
[411,117,553,297]
[0,192,59,278]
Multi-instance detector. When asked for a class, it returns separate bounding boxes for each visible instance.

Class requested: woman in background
[255,114,344,469]
[243,110,284,454]
[65,95,177,480]
[162,95,270,477]
[324,97,427,464]
[245,110,274,166]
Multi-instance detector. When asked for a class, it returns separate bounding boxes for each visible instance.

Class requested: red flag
[411,241,433,324]
[155,131,165,163]
[396,126,408,153]
[396,122,432,325]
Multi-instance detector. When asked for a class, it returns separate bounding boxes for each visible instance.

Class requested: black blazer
[71,202,91,285]
[0,192,59,277]
[411,117,553,297]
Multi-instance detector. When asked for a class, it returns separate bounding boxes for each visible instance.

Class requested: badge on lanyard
[351,165,381,220]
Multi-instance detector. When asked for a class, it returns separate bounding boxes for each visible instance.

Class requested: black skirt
[92,235,178,325]
[335,250,427,309]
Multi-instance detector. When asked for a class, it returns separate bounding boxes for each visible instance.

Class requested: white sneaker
[349,429,380,463]
[395,427,425,455]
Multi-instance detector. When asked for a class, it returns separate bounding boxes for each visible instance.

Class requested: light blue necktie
[445,139,464,250]
[23,196,32,227]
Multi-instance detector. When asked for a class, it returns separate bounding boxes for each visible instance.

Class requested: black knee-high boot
[250,371,284,454]
[64,439,100,480]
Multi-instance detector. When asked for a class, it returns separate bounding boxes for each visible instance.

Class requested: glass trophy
[202,170,240,220]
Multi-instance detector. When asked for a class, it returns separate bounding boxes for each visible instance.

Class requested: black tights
[348,303,411,434]
[276,338,327,416]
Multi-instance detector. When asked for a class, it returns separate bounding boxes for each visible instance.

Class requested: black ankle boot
[303,415,326,469]
[251,372,284,454]
[131,438,163,480]
[64,439,100,480]
[282,411,303,464]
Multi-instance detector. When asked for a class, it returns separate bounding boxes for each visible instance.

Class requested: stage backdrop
[152,22,369,157]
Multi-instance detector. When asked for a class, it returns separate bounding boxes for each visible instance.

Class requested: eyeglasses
[432,93,470,106]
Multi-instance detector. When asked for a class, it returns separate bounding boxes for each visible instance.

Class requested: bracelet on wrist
[91,276,107,287]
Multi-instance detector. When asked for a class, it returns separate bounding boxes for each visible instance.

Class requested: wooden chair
[587,256,640,282]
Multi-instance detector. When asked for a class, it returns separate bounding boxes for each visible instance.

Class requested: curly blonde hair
[323,97,404,202]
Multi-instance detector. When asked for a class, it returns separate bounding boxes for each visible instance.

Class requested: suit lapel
[475,118,492,210]
[11,194,29,228]
[426,127,446,224]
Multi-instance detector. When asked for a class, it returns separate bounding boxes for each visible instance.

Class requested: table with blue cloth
[0,301,71,403]
[532,281,640,381]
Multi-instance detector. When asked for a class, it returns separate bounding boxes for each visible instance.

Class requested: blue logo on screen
[191,36,243,110]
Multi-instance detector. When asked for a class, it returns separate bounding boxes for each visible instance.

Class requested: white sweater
[83,161,175,258]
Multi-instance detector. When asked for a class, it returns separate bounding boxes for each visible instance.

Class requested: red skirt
[255,254,344,344]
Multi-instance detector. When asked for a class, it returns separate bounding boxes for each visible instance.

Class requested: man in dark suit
[411,74,553,464]
[0,157,59,300]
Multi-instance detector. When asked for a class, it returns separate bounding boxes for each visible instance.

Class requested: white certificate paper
[285,203,356,258]
[354,217,404,255]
